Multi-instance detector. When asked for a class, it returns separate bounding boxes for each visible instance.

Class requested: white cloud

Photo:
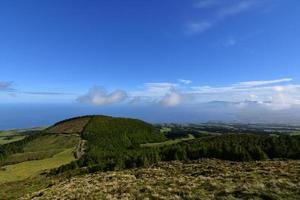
[131,82,177,98]
[191,80,300,110]
[77,86,127,106]
[159,90,183,107]
[128,78,300,110]
[178,79,192,84]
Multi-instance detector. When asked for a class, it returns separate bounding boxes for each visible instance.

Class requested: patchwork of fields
[0,128,45,145]
[0,134,79,183]
[0,130,25,145]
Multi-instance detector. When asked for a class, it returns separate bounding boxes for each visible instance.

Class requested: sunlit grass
[0,148,76,183]
[0,130,25,144]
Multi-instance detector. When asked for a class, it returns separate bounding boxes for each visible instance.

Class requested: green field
[0,148,75,183]
[0,134,80,183]
[0,130,25,145]
[141,134,195,147]
[0,128,46,145]
[3,134,79,165]
[160,127,171,133]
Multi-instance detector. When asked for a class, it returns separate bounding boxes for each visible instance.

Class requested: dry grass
[21,159,300,200]
[46,117,91,134]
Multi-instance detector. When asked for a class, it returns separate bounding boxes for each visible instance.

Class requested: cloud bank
[125,78,300,118]
[76,78,299,113]
[3,78,300,124]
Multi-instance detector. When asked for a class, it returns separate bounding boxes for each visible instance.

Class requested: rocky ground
[21,159,300,200]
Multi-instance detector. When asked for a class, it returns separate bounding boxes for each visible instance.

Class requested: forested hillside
[53,116,300,174]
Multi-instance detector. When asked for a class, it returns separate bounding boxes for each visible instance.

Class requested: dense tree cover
[53,132,300,174]
[77,116,165,167]
[52,116,167,174]
[0,131,43,165]
[164,128,197,139]
[159,134,300,162]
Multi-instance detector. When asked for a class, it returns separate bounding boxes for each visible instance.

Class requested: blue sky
[1,0,300,128]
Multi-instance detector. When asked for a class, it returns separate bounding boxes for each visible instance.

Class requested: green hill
[53,115,167,172]
[0,115,167,180]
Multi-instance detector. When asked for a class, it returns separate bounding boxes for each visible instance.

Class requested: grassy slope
[0,128,46,145]
[46,116,91,134]
[0,135,25,145]
[0,148,75,183]
[22,159,300,200]
[0,134,80,183]
[23,134,79,152]
[3,134,79,165]
[0,130,25,145]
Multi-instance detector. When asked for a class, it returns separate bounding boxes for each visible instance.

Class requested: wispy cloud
[186,0,263,34]
[234,78,293,87]
[195,0,224,9]
[131,82,177,98]
[185,21,213,35]
[216,0,256,19]
[77,86,127,106]
[178,79,192,84]
[20,91,76,96]
[0,81,75,97]
[0,81,14,91]
[223,38,238,47]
